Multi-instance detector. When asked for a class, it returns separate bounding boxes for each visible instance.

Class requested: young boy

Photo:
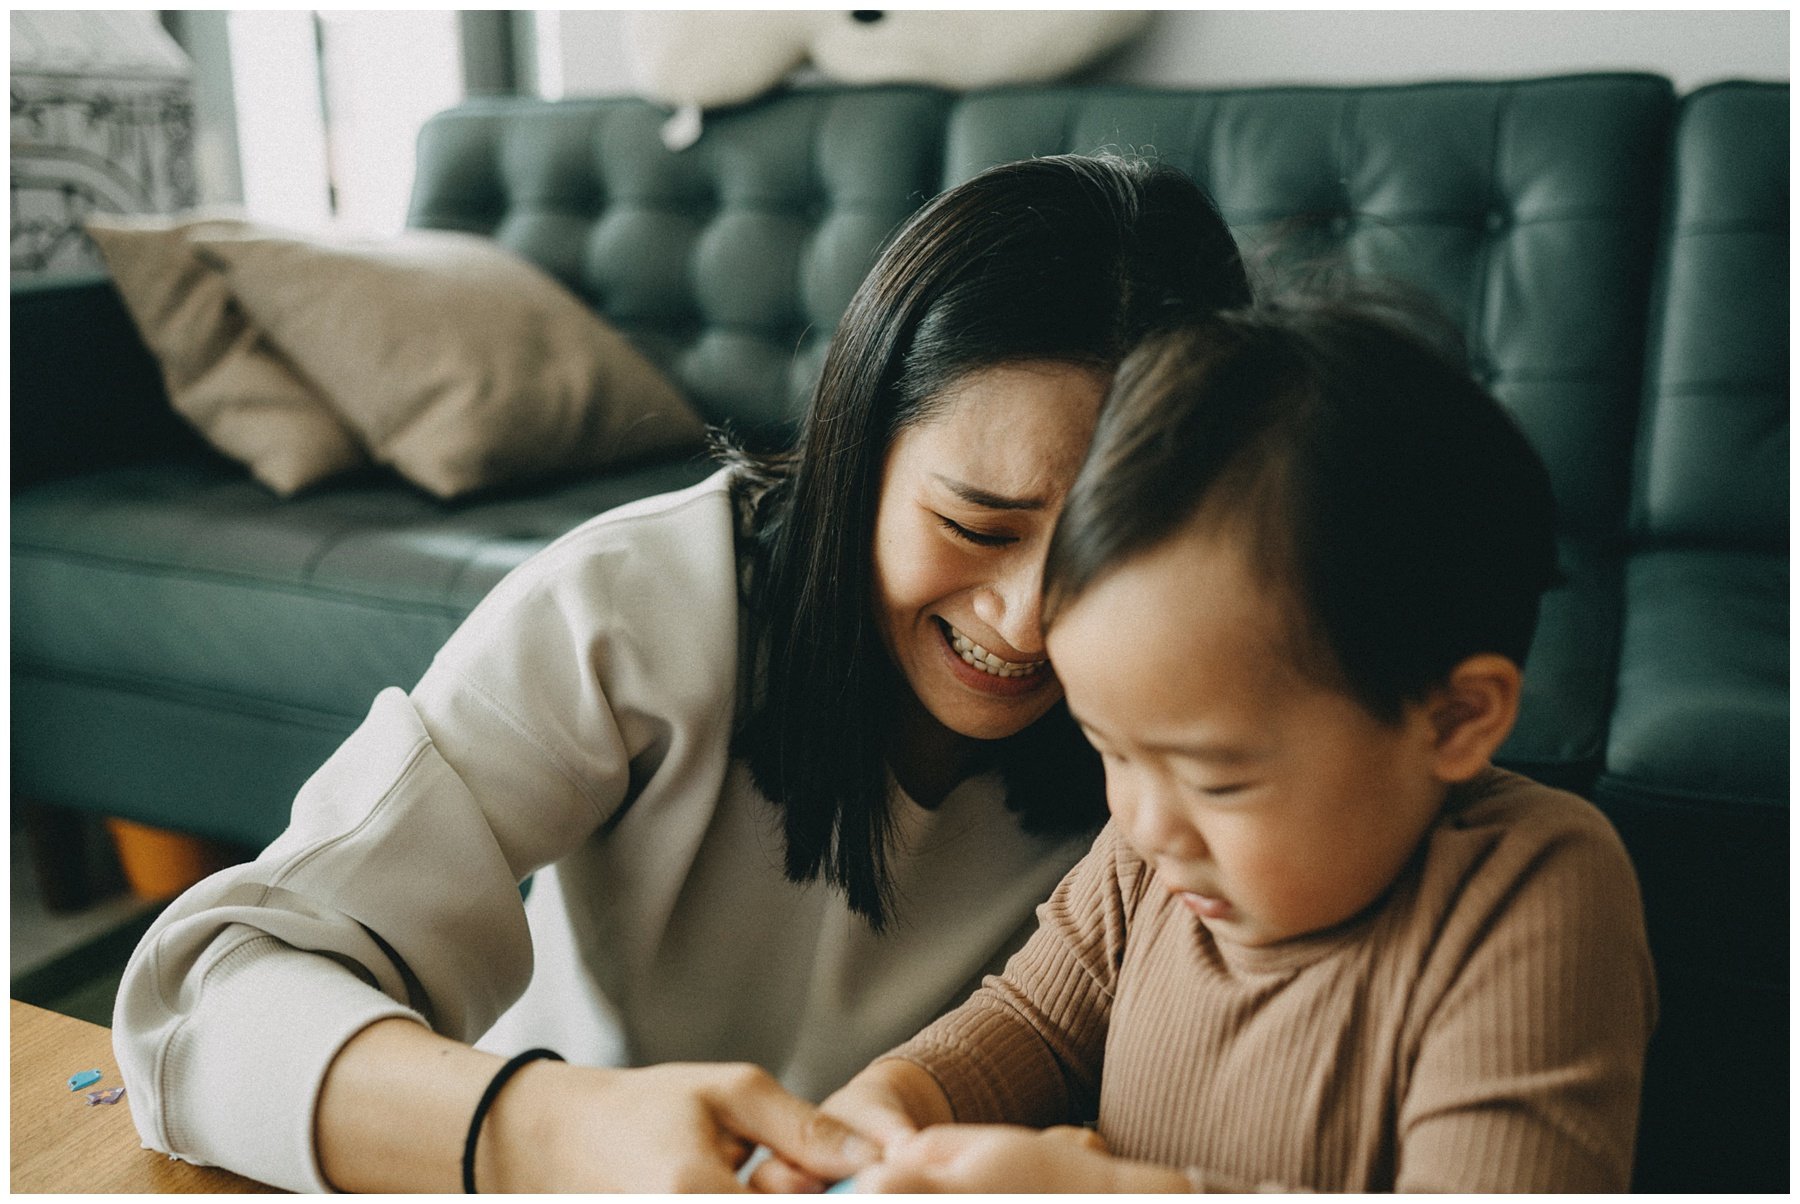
[777,299,1657,1192]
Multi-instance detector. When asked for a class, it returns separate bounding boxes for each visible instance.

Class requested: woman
[113,154,1251,1192]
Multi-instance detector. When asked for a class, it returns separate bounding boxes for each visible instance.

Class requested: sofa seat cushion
[1603,548,1787,807]
[1606,517,1789,993]
[11,454,716,725]
[1593,545,1786,983]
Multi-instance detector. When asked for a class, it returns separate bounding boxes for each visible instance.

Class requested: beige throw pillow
[189,228,707,500]
[83,214,369,496]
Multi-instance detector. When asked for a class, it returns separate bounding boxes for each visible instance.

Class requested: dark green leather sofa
[11,75,1786,1190]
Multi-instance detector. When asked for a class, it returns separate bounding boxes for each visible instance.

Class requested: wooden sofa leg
[19,802,94,913]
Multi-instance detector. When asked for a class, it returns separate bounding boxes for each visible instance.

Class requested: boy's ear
[1424,654,1522,782]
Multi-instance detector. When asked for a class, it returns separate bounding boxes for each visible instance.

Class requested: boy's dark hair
[1044,292,1562,725]
[725,154,1252,928]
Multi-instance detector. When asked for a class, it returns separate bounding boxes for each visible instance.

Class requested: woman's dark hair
[1044,291,1562,725]
[725,154,1251,928]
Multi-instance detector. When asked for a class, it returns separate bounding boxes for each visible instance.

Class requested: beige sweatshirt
[889,767,1657,1191]
[111,470,1094,1192]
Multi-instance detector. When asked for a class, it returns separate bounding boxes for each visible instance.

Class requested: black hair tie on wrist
[463,1047,565,1192]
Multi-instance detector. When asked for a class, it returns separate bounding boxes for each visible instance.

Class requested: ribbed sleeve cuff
[884,1005,1074,1127]
[151,936,423,1192]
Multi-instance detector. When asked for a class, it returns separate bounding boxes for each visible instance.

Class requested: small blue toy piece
[67,1068,103,1091]
[824,1175,860,1194]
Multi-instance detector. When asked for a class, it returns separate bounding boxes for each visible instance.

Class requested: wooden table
[11,1000,273,1192]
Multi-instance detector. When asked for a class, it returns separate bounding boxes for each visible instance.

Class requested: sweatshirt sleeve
[1392,804,1658,1191]
[111,485,739,1192]
[883,823,1140,1128]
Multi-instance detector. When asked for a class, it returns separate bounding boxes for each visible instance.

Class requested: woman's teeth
[947,624,1045,679]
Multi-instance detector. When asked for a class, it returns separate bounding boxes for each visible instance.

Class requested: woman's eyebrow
[933,474,1046,511]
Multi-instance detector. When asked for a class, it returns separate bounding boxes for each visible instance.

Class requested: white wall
[546,9,1786,100]
[1095,10,1787,93]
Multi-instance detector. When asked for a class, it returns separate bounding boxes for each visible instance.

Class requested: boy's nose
[1122,781,1203,862]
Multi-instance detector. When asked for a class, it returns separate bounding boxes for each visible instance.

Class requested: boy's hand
[852,1124,1190,1193]
[749,1059,951,1192]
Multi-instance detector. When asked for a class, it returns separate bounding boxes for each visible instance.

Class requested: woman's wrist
[468,1058,565,1187]
[473,1057,578,1192]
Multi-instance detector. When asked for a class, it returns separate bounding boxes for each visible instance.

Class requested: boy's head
[1041,296,1561,946]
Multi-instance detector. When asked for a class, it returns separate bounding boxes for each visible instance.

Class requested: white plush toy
[624,10,1151,149]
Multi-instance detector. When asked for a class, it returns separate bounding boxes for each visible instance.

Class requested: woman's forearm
[315,1016,550,1192]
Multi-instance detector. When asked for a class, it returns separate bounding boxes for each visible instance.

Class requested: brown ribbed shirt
[887,767,1657,1191]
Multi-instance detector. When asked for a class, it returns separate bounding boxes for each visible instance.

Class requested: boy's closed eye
[1185,779,1256,799]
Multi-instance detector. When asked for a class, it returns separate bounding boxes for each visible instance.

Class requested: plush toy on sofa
[625,10,1150,148]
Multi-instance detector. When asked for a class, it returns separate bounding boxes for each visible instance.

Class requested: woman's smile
[933,617,1053,696]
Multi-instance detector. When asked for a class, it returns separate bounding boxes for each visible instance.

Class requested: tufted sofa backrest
[408,88,953,446]
[412,76,1677,537]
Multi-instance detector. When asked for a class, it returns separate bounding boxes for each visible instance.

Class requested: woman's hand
[750,1058,953,1192]
[484,1059,881,1192]
[852,1123,1190,1193]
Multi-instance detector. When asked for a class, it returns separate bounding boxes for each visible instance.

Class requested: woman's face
[871,360,1110,743]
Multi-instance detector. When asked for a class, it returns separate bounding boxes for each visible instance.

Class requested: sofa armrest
[11,273,210,493]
